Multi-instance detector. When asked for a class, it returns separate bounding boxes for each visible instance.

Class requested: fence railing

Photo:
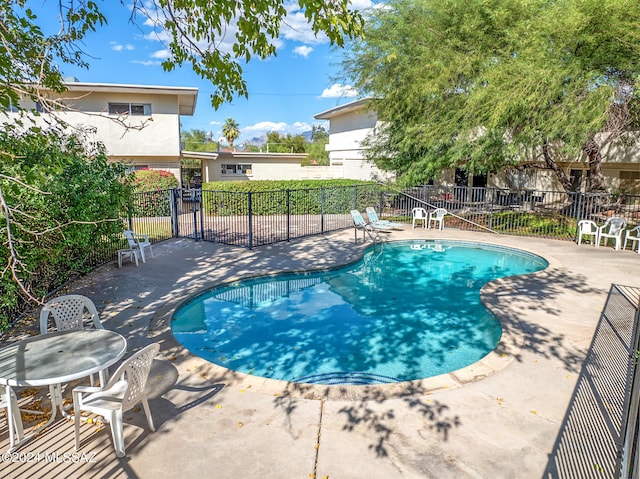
[543,285,640,479]
[122,185,640,254]
[391,186,640,240]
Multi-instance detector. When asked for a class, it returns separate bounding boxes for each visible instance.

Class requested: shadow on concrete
[543,284,640,479]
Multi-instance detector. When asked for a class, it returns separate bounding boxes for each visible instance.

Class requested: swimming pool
[171,240,548,385]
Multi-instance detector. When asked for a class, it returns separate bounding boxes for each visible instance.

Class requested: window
[620,170,640,192]
[569,169,584,192]
[125,165,149,174]
[221,164,252,175]
[108,102,151,116]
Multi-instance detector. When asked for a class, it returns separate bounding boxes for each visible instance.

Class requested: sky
[29,1,373,145]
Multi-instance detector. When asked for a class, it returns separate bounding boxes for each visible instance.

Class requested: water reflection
[172,241,547,384]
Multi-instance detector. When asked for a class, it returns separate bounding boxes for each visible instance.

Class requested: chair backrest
[603,217,627,234]
[39,294,103,334]
[123,230,137,248]
[350,210,367,227]
[412,207,427,219]
[111,343,160,412]
[433,208,447,219]
[578,220,597,233]
[365,207,381,223]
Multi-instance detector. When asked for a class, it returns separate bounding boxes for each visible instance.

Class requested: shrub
[200,180,383,216]
[0,128,131,332]
[129,169,178,217]
[130,169,178,192]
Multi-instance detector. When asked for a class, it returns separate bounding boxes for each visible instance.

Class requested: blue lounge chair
[350,210,392,244]
[365,207,404,229]
[351,210,392,232]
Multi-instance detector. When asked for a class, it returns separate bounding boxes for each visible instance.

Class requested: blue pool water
[171,240,548,385]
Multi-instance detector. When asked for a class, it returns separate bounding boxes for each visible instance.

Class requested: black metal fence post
[170,188,178,237]
[489,187,495,230]
[320,188,325,233]
[248,191,253,249]
[198,189,204,241]
[286,189,291,242]
[191,190,199,241]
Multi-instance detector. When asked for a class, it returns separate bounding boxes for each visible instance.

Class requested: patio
[0,227,638,478]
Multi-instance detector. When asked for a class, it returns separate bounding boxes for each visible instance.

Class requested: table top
[0,329,127,387]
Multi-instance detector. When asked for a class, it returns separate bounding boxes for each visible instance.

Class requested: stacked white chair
[73,343,160,457]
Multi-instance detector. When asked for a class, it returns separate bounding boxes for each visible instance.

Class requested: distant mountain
[245,136,266,146]
[245,130,314,147]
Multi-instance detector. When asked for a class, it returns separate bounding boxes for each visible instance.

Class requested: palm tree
[222,118,240,148]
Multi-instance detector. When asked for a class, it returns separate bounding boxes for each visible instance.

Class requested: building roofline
[56,81,199,116]
[313,97,374,120]
[181,150,308,160]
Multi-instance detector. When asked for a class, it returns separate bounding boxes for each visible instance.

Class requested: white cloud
[131,60,161,66]
[281,10,328,44]
[320,84,359,98]
[240,121,312,139]
[111,42,134,52]
[151,49,171,60]
[293,46,313,58]
[350,0,375,9]
[280,0,375,44]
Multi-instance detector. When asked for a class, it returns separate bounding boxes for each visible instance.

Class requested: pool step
[293,371,401,385]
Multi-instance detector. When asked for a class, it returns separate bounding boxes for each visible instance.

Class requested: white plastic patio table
[0,329,127,451]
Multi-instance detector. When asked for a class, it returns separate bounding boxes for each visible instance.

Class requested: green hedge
[201,180,384,216]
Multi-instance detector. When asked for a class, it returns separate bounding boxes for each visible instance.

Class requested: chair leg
[138,247,146,263]
[141,398,156,432]
[7,389,24,442]
[74,401,82,451]
[110,409,126,458]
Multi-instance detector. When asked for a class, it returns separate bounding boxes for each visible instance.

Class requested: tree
[0,128,131,330]
[222,118,241,148]
[181,129,216,152]
[341,0,640,191]
[1,0,363,112]
[264,131,306,153]
[311,124,329,142]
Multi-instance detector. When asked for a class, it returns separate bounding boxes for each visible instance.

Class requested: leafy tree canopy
[265,131,306,153]
[181,129,217,152]
[1,0,364,112]
[341,0,640,189]
[131,169,179,192]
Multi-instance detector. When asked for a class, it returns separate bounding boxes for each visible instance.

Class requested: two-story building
[5,80,199,184]
[315,97,640,193]
[313,98,394,182]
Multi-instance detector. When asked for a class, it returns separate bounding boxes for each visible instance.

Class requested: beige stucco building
[313,99,395,182]
[316,98,640,193]
[4,80,198,184]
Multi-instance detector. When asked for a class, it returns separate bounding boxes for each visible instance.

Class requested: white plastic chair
[624,225,640,253]
[40,294,107,387]
[576,220,599,246]
[412,207,428,229]
[123,230,154,263]
[73,343,160,458]
[428,208,447,230]
[597,217,628,250]
[1,386,24,449]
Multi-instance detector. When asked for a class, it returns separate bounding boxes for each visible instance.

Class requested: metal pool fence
[122,185,640,254]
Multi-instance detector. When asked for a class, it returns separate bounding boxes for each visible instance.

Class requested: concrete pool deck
[1,227,639,478]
